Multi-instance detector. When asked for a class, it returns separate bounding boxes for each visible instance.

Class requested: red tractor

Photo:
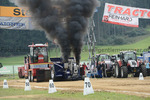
[113,51,147,78]
[18,43,54,82]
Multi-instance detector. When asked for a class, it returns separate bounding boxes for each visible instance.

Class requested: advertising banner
[102,3,150,27]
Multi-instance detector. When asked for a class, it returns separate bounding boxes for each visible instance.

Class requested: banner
[102,3,150,27]
[0,6,30,17]
[0,6,34,30]
[0,17,32,30]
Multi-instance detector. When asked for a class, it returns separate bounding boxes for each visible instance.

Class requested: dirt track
[1,77,150,97]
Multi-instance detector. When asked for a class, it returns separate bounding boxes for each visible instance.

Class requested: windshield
[99,55,110,61]
[32,47,48,63]
[124,52,136,62]
[34,47,47,56]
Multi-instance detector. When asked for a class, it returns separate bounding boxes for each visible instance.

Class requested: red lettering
[147,11,150,17]
[107,5,115,12]
[114,7,123,14]
[122,8,131,15]
[140,10,147,17]
[132,9,139,16]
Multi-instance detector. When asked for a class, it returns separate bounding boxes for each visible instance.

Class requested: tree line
[0,0,150,57]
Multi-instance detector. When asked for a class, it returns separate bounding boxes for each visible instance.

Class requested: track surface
[1,77,150,97]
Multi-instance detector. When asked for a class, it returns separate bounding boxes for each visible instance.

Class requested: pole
[13,65,15,79]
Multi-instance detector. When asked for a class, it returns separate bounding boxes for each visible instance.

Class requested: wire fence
[0,65,22,80]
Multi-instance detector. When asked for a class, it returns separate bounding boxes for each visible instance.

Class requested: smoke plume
[9,0,99,64]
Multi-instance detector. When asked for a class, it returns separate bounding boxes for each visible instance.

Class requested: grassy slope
[0,88,149,100]
[0,36,150,65]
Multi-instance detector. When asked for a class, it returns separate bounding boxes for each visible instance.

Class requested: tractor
[113,51,147,78]
[18,43,84,82]
[18,43,54,82]
[96,54,113,77]
[50,57,83,81]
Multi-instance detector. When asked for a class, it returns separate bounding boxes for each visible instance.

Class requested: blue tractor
[50,57,84,81]
[138,51,150,76]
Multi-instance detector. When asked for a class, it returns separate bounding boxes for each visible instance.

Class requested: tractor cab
[29,43,48,63]
[119,51,137,64]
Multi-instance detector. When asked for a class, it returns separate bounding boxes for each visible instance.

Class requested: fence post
[13,65,15,79]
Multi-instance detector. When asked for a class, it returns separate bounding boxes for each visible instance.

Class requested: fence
[0,65,22,79]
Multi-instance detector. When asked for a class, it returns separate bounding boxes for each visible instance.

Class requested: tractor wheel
[134,72,139,77]
[121,66,128,78]
[107,73,111,77]
[141,65,147,77]
[114,63,121,78]
[28,71,33,82]
[102,64,107,77]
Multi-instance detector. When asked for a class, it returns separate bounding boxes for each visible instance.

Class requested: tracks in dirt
[1,77,150,97]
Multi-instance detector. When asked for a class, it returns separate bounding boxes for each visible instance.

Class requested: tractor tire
[121,66,128,78]
[107,73,111,77]
[141,65,147,77]
[134,72,139,77]
[28,71,33,82]
[114,63,121,78]
[102,64,107,77]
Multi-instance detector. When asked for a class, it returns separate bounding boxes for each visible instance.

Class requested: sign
[24,79,31,91]
[0,6,31,17]
[83,77,94,95]
[3,79,9,89]
[0,17,31,29]
[48,80,57,94]
[102,3,150,27]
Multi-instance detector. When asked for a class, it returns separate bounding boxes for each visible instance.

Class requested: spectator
[96,61,102,78]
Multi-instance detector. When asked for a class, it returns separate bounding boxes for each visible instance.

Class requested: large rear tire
[114,63,121,78]
[102,64,107,77]
[141,65,147,77]
[121,66,128,78]
[28,71,33,82]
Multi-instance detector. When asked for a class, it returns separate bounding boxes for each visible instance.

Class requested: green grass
[0,74,19,81]
[0,36,150,65]
[0,88,149,100]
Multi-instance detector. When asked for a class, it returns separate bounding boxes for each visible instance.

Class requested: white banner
[102,3,150,27]
[0,17,33,30]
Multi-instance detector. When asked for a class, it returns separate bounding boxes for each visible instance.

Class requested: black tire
[141,65,147,77]
[107,73,111,77]
[102,64,107,77]
[114,63,121,78]
[121,66,128,78]
[28,71,33,82]
[134,72,139,77]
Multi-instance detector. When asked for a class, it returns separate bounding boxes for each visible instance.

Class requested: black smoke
[9,0,99,64]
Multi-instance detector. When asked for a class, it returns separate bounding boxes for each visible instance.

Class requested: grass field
[0,36,150,65]
[0,88,150,100]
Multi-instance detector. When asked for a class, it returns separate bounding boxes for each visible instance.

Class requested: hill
[0,36,150,65]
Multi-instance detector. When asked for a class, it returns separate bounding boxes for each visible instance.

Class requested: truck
[18,43,84,82]
[113,51,147,78]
